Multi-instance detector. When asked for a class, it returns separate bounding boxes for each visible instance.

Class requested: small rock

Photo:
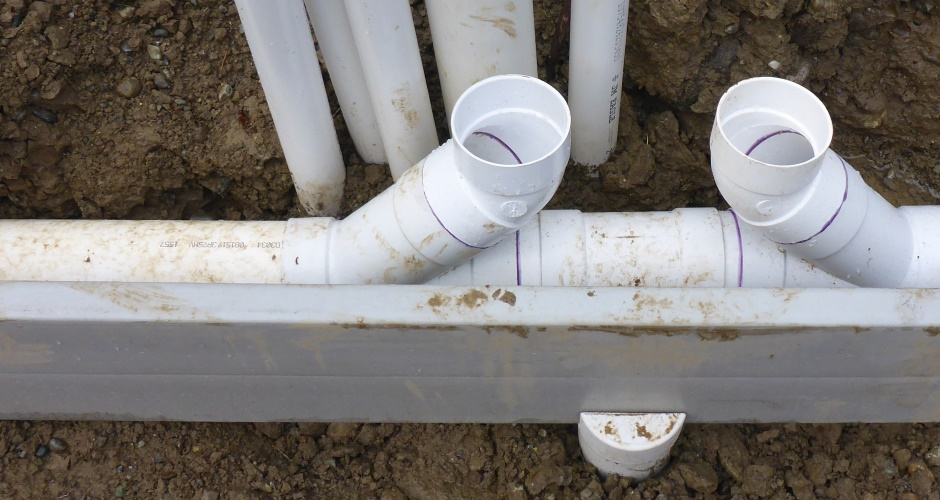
[44,25,70,49]
[48,438,67,453]
[740,464,776,497]
[94,435,108,448]
[193,124,209,143]
[926,445,940,467]
[31,108,57,124]
[254,422,284,440]
[893,448,912,470]
[115,485,126,497]
[153,72,171,89]
[152,28,170,38]
[218,83,233,101]
[137,440,146,448]
[756,428,780,443]
[147,45,162,60]
[326,422,360,442]
[35,444,49,458]
[116,77,142,98]
[525,463,565,495]
[677,459,719,493]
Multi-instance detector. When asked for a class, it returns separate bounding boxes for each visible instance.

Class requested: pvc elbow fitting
[711,77,913,287]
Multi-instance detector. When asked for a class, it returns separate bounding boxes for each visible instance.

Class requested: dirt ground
[1,0,939,498]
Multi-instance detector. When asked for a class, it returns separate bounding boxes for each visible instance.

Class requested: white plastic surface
[900,206,940,288]
[448,75,571,232]
[568,0,629,168]
[305,0,385,163]
[234,0,345,215]
[579,413,685,479]
[711,77,917,287]
[429,209,851,287]
[344,0,439,178]
[425,0,537,119]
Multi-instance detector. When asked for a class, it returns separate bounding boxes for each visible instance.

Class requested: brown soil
[1,0,939,498]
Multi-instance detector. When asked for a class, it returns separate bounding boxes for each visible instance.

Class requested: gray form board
[0,282,938,423]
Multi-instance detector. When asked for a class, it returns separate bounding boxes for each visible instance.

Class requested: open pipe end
[712,77,833,195]
[451,74,571,199]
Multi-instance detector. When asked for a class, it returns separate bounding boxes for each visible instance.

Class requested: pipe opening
[743,129,816,166]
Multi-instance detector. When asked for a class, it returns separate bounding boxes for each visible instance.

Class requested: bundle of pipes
[4,1,938,290]
[234,0,629,215]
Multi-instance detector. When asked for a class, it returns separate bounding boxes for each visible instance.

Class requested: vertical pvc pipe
[304,0,386,164]
[234,0,345,216]
[568,0,629,171]
[344,0,440,179]
[425,0,538,119]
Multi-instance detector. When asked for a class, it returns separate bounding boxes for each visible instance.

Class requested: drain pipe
[568,0,630,171]
[711,77,940,288]
[344,0,439,179]
[305,0,386,164]
[425,0,538,119]
[234,0,345,216]
[0,76,570,285]
[428,208,850,287]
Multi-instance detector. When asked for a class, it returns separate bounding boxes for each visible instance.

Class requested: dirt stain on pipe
[0,333,52,365]
[469,14,517,38]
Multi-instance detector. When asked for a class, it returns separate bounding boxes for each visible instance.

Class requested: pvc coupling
[710,77,915,287]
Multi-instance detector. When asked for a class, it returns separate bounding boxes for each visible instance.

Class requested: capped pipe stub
[578,412,686,480]
[711,77,833,195]
[451,74,571,199]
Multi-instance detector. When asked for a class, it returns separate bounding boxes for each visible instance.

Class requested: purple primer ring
[775,157,850,245]
[746,129,802,156]
[421,165,487,250]
[729,209,744,287]
[469,131,526,284]
[473,131,523,164]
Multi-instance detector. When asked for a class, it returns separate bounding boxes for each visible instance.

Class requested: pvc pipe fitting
[234,0,345,216]
[344,0,439,179]
[579,413,685,480]
[425,0,538,119]
[429,208,850,288]
[711,77,915,287]
[304,0,386,164]
[0,76,569,286]
[569,0,630,169]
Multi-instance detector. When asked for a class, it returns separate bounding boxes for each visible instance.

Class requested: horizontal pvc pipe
[711,77,923,287]
[428,208,852,287]
[344,0,439,179]
[0,76,570,285]
[305,0,386,164]
[234,0,345,216]
[569,0,629,169]
[425,0,538,119]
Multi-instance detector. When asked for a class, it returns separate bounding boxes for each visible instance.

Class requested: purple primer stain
[473,131,523,164]
[746,129,802,156]
[777,157,850,245]
[729,209,744,287]
[421,165,487,250]
[469,131,526,284]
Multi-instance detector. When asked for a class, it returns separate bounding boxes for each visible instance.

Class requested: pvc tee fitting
[710,77,915,287]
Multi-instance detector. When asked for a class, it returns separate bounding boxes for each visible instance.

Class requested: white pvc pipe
[0,76,570,285]
[428,208,852,287]
[710,77,937,287]
[425,0,538,119]
[569,0,630,169]
[304,0,386,164]
[344,0,439,179]
[234,0,345,216]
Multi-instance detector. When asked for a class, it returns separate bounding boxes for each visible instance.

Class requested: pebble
[115,485,126,497]
[677,460,719,493]
[193,124,210,143]
[48,438,67,452]
[116,77,142,98]
[31,108,58,124]
[927,445,940,467]
[218,83,233,101]
[147,45,162,60]
[152,28,170,38]
[35,444,49,458]
[153,72,171,89]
